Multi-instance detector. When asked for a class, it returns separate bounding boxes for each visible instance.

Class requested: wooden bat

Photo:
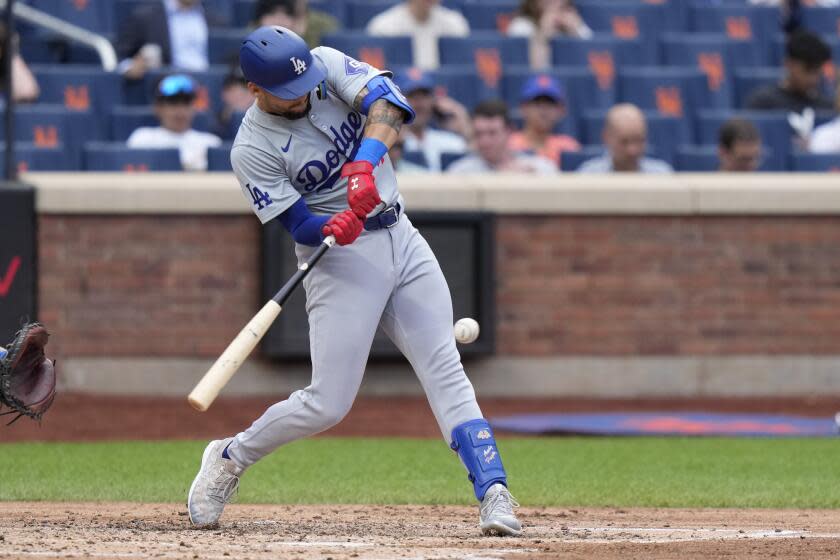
[188,235,336,411]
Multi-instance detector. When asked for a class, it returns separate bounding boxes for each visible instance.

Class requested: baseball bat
[187,235,336,412]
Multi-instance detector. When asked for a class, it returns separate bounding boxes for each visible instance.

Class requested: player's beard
[278,96,312,120]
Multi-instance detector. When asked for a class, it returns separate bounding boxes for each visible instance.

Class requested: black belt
[364,203,401,231]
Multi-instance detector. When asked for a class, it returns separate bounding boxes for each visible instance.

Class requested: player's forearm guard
[450,419,508,501]
[360,76,416,124]
[0,346,6,360]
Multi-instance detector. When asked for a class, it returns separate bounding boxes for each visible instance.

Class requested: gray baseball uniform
[226,47,482,468]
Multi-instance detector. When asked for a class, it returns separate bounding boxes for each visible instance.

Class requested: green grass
[1,437,838,508]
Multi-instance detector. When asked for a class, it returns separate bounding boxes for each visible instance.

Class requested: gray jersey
[231,47,400,222]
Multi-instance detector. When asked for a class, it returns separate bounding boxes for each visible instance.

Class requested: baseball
[454,318,480,344]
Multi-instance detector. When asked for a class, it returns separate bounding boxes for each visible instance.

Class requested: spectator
[253,0,338,49]
[395,68,470,172]
[0,23,39,103]
[809,84,840,153]
[390,131,431,174]
[217,67,254,139]
[577,104,673,173]
[117,0,223,80]
[718,118,762,172]
[367,0,470,70]
[745,30,834,112]
[447,100,557,174]
[127,74,222,171]
[507,0,592,69]
[508,74,580,170]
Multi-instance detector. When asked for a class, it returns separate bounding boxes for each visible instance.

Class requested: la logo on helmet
[290,57,307,75]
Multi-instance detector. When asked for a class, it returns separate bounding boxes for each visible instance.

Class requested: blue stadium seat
[110,106,213,141]
[551,35,649,69]
[224,111,247,141]
[574,1,667,61]
[441,151,467,170]
[695,111,792,169]
[402,150,429,168]
[675,144,780,172]
[0,143,74,174]
[321,34,414,68]
[790,152,840,172]
[31,66,122,137]
[347,0,399,29]
[502,66,616,138]
[800,7,840,39]
[618,67,724,117]
[661,33,766,107]
[208,144,233,171]
[688,4,776,63]
[581,110,690,164]
[30,0,113,34]
[209,28,248,65]
[124,67,229,111]
[560,145,607,172]
[460,0,518,32]
[84,142,182,171]
[734,67,782,108]
[439,34,530,68]
[431,66,499,110]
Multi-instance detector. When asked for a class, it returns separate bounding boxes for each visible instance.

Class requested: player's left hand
[341,161,382,219]
[322,210,364,246]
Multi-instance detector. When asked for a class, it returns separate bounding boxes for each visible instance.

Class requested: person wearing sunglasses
[126,74,222,171]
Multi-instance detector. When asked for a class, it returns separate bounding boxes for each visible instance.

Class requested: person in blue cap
[508,74,580,170]
[395,67,470,172]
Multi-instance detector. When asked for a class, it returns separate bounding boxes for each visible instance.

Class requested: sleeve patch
[344,56,369,76]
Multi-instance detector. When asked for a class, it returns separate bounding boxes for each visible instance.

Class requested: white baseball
[454,318,480,344]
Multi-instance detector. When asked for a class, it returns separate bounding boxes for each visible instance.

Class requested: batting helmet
[240,26,326,100]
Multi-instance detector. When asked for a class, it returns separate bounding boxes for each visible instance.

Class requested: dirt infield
[3,394,838,442]
[1,503,839,560]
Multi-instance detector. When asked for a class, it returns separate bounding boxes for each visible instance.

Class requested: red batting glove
[322,210,364,246]
[341,161,382,219]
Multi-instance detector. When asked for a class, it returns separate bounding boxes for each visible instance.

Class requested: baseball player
[187,26,521,536]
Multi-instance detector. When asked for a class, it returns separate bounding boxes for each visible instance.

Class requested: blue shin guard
[450,419,508,501]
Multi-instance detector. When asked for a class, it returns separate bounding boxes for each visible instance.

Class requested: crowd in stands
[3,0,840,173]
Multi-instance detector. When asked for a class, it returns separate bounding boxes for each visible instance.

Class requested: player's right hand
[322,210,364,246]
[341,161,382,219]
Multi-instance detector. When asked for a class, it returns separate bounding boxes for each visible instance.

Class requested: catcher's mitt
[0,323,56,424]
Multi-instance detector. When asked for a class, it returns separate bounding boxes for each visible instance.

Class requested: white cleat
[479,483,522,536]
[187,438,244,527]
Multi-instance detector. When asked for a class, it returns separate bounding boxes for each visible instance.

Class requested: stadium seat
[441,151,467,170]
[0,143,74,174]
[432,66,499,110]
[124,67,229,112]
[581,110,690,164]
[660,33,767,107]
[695,111,792,169]
[224,111,247,141]
[460,0,518,32]
[346,0,400,29]
[559,145,606,172]
[618,67,725,117]
[209,28,249,65]
[208,144,233,171]
[83,142,182,171]
[733,67,783,108]
[551,35,650,72]
[31,66,122,137]
[574,1,667,61]
[30,0,113,34]
[688,4,776,63]
[321,34,414,68]
[789,152,840,172]
[502,66,617,138]
[110,106,213,142]
[402,150,429,169]
[438,34,530,75]
[675,144,780,172]
[800,7,840,39]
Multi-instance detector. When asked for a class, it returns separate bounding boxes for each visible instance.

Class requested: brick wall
[39,214,840,357]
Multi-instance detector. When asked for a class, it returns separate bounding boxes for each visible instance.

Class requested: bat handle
[271,235,336,306]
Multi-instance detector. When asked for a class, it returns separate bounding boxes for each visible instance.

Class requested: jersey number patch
[246,183,273,210]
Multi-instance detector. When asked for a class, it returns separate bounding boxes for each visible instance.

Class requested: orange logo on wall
[611,16,639,39]
[123,164,149,172]
[33,126,59,147]
[823,61,836,82]
[17,161,28,173]
[193,85,209,111]
[358,48,386,70]
[697,53,725,91]
[725,17,752,39]
[588,51,615,90]
[496,13,514,33]
[64,85,90,110]
[71,0,88,10]
[655,87,683,116]
[474,49,502,88]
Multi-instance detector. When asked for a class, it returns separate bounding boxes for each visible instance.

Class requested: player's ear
[247,82,262,98]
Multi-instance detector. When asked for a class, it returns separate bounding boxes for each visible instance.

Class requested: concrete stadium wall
[27,172,840,397]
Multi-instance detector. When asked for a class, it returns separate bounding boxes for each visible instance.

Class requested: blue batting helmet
[240,26,326,100]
